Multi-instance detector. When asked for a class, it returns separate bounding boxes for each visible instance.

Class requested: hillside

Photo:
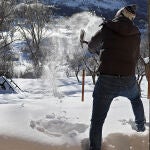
[40,0,147,28]
[16,0,147,28]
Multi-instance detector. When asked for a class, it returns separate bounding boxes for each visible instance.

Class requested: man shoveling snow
[81,4,146,150]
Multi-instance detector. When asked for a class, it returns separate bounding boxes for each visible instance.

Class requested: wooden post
[147,65,150,99]
[147,0,150,99]
[81,69,85,102]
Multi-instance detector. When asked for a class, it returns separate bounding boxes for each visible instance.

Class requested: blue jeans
[89,75,145,150]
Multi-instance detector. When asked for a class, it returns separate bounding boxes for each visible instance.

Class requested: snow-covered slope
[38,0,147,28]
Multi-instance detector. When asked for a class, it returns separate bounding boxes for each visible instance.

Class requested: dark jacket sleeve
[136,33,141,61]
[88,29,103,55]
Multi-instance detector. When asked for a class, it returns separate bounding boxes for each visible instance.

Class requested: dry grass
[0,132,149,150]
[0,136,81,150]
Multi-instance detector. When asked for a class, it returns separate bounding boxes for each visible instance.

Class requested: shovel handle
[81,69,85,102]
[148,80,150,99]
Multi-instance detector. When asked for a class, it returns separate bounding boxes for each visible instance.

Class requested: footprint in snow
[30,119,88,138]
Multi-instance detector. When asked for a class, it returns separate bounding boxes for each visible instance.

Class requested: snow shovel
[148,79,150,99]
[80,29,88,102]
[81,69,85,102]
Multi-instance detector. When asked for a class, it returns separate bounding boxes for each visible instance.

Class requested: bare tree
[17,1,55,77]
[0,0,17,77]
[136,35,149,90]
[67,51,100,84]
[84,55,100,85]
[137,57,146,88]
[136,35,147,85]
[0,0,16,49]
[67,53,83,82]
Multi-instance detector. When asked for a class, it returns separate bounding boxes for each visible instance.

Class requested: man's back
[99,16,141,76]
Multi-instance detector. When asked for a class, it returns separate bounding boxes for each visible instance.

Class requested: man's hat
[115,4,137,20]
[124,4,137,15]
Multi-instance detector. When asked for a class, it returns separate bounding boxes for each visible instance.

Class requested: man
[88,4,146,150]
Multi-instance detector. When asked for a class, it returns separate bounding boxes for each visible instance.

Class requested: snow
[8,12,104,78]
[144,57,149,64]
[0,76,149,149]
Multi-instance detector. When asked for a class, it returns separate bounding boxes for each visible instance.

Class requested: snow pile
[30,118,88,138]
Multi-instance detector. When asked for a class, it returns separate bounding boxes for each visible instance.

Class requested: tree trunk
[92,74,96,85]
[75,71,80,83]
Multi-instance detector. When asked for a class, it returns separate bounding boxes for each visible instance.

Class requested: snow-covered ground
[0,76,149,150]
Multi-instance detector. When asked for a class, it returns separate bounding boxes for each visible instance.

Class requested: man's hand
[80,29,88,48]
